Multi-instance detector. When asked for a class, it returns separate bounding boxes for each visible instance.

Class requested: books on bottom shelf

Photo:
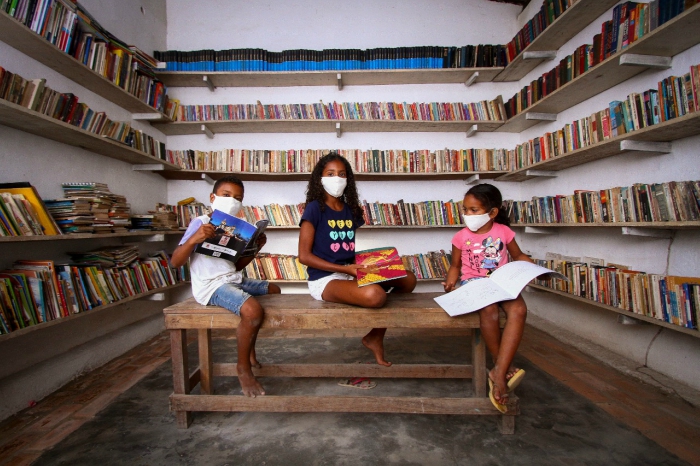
[0,251,190,335]
[533,255,698,330]
[505,179,700,225]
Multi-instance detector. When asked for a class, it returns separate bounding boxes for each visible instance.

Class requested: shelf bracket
[132,163,165,171]
[141,292,165,301]
[464,174,480,185]
[201,124,215,139]
[464,71,479,87]
[619,54,672,69]
[621,227,672,238]
[337,73,343,91]
[203,75,216,92]
[525,112,557,122]
[522,51,556,61]
[466,124,478,138]
[524,169,558,178]
[617,314,649,325]
[335,122,342,138]
[131,112,162,121]
[523,226,558,234]
[620,140,672,154]
[201,173,215,185]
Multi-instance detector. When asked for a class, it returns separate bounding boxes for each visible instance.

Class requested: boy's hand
[190,224,216,244]
[256,233,267,250]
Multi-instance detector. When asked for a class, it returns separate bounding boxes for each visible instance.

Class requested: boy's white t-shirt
[179,215,243,305]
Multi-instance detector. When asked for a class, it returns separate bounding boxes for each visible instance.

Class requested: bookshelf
[0,11,171,119]
[152,119,505,136]
[513,221,700,230]
[497,4,700,132]
[528,284,699,338]
[0,281,189,342]
[0,230,185,244]
[0,99,182,169]
[158,170,507,182]
[156,68,504,88]
[493,0,620,82]
[497,111,700,181]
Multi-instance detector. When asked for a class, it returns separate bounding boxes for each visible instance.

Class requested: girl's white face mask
[463,212,491,232]
[211,195,242,216]
[321,176,347,198]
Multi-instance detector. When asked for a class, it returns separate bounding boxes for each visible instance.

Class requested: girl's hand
[344,264,366,278]
[191,224,216,244]
[442,279,457,293]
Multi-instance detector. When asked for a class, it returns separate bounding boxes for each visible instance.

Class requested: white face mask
[321,176,347,198]
[211,195,242,216]
[464,212,491,232]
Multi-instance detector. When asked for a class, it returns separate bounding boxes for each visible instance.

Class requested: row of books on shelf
[504,2,698,118]
[533,253,698,330]
[176,98,507,123]
[509,65,700,170]
[505,179,700,225]
[1,0,168,112]
[165,148,511,173]
[503,0,574,64]
[0,250,190,335]
[0,65,167,159]
[154,45,507,72]
[362,200,464,227]
[241,251,451,282]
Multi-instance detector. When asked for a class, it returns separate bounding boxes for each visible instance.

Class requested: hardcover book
[195,209,268,263]
[355,247,407,287]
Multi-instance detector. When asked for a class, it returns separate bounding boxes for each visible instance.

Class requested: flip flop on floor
[488,378,508,413]
[507,369,526,392]
[338,377,376,389]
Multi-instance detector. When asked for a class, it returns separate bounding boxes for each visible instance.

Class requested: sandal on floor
[488,378,508,413]
[506,368,526,392]
[338,377,376,390]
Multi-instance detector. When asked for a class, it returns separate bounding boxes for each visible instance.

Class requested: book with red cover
[355,247,407,287]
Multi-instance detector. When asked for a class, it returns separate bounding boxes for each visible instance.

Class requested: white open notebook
[434,261,568,317]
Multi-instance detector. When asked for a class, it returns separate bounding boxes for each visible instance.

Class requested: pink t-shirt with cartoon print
[451,223,516,280]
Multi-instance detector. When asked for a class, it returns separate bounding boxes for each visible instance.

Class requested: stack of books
[67,245,140,268]
[177,98,507,123]
[362,200,464,227]
[46,182,133,233]
[505,179,700,225]
[44,198,94,233]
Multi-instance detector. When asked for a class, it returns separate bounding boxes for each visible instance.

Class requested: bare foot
[362,335,392,367]
[488,369,508,404]
[237,364,265,397]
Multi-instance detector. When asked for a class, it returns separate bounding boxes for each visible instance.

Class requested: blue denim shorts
[208,278,269,315]
[460,277,484,285]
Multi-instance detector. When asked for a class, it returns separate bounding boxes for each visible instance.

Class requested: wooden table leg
[170,329,192,428]
[499,414,515,434]
[471,328,487,398]
[198,329,213,395]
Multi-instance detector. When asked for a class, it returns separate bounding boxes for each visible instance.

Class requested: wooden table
[163,292,517,433]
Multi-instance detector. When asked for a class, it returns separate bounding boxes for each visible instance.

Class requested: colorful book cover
[195,209,269,263]
[355,247,407,287]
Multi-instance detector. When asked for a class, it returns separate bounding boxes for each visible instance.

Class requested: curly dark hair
[305,152,364,220]
[465,183,510,226]
[213,175,244,194]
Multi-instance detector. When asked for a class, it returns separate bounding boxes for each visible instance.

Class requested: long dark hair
[305,152,364,220]
[465,183,510,226]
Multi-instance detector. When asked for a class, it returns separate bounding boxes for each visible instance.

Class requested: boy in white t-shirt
[170,176,280,397]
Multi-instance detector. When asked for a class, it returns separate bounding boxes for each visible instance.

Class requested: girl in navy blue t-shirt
[298,152,417,367]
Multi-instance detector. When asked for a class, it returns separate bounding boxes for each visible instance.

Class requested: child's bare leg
[478,303,508,402]
[323,280,391,366]
[489,295,527,400]
[248,283,280,368]
[237,298,265,397]
[383,271,417,293]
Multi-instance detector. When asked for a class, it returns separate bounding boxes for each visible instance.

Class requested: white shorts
[308,272,354,301]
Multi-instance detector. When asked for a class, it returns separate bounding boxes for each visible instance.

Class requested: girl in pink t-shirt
[443,184,534,413]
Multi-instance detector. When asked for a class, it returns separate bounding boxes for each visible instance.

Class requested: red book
[355,247,408,287]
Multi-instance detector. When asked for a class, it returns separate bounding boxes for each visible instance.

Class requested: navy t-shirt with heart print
[300,200,364,281]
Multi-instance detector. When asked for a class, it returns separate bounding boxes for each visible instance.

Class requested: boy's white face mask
[211,195,242,216]
[463,212,491,232]
[321,176,347,198]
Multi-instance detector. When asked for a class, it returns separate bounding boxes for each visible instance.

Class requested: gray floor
[35,335,687,465]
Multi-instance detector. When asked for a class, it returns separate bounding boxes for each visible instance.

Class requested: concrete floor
[9,327,696,466]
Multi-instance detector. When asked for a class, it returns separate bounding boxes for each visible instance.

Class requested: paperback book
[195,209,268,262]
[434,261,567,316]
[355,247,407,287]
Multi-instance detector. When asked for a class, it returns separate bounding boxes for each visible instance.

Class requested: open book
[195,209,269,263]
[434,261,568,317]
[355,247,407,287]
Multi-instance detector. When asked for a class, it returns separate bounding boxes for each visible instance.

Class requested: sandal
[488,378,508,413]
[506,368,526,392]
[338,377,376,390]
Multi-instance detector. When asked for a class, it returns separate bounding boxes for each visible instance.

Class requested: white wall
[0,0,170,419]
[164,0,700,390]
